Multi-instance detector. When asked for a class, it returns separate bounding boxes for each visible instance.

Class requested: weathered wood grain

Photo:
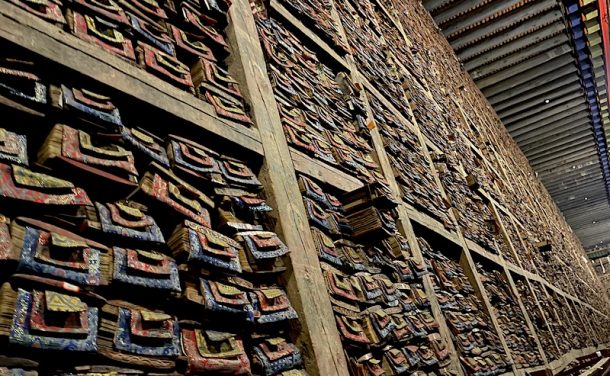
[290,149,363,193]
[226,1,349,374]
[0,1,263,155]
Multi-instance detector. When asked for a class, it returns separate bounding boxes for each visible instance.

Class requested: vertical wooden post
[325,1,464,372]
[488,202,549,365]
[501,264,549,366]
[226,2,349,374]
[523,276,563,362]
[457,246,517,373]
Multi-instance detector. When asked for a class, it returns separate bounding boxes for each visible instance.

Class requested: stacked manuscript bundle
[0,45,304,375]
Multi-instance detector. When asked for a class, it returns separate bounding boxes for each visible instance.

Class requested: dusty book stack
[0,0,608,374]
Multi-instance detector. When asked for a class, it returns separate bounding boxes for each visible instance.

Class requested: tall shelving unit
[0,0,608,374]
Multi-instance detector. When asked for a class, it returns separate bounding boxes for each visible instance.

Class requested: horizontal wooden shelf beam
[499,247,608,318]
[355,72,418,132]
[517,344,610,375]
[424,136,443,155]
[290,148,364,192]
[403,203,462,245]
[465,239,506,266]
[476,187,522,226]
[269,0,351,72]
[0,1,264,155]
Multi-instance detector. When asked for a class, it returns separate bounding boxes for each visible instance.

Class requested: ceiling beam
[483,58,576,98]
[551,191,605,206]
[534,150,598,171]
[534,152,598,173]
[434,0,491,27]
[562,201,610,220]
[571,218,610,230]
[508,102,588,135]
[552,192,606,208]
[537,158,598,178]
[575,224,610,238]
[569,214,610,229]
[461,21,566,65]
[551,184,606,198]
[496,84,582,118]
[546,183,603,200]
[519,123,592,152]
[561,201,607,215]
[422,0,456,13]
[529,143,596,165]
[544,172,604,192]
[541,165,601,185]
[526,137,594,160]
[467,34,569,75]
[541,162,601,179]
[572,214,610,229]
[475,45,573,88]
[513,113,590,143]
[554,186,607,202]
[493,76,581,111]
[501,91,585,125]
[448,0,559,46]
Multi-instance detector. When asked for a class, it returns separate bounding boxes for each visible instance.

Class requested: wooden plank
[290,149,363,192]
[333,5,464,371]
[0,1,264,155]
[568,299,599,346]
[227,2,349,375]
[269,0,350,72]
[403,204,461,244]
[424,136,443,155]
[501,263,549,366]
[364,104,463,376]
[522,276,564,360]
[580,358,610,376]
[458,243,518,373]
[489,201,525,268]
[466,238,505,267]
[354,72,418,132]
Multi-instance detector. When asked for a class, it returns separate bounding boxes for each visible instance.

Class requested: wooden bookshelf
[1,0,608,373]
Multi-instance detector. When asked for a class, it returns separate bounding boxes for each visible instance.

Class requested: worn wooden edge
[465,238,505,267]
[227,1,349,375]
[501,264,550,366]
[424,136,443,155]
[457,243,518,373]
[290,148,363,192]
[564,297,598,346]
[489,201,525,270]
[521,343,610,376]
[521,274,564,360]
[403,203,461,245]
[0,1,264,155]
[354,72,418,132]
[336,8,465,368]
[546,345,610,375]
[578,358,610,376]
[269,0,351,72]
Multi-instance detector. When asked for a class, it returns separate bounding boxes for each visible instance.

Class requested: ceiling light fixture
[544,99,551,104]
[585,197,589,200]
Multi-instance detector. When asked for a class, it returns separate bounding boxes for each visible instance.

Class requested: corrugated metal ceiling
[422,0,610,250]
